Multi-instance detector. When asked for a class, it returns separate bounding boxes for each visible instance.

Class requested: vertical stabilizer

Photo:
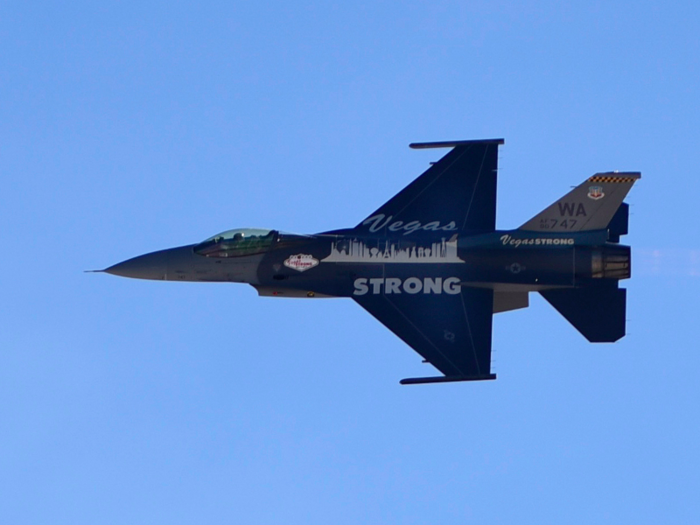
[519,172,640,233]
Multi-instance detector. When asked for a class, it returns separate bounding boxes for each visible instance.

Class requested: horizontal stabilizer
[540,285,627,342]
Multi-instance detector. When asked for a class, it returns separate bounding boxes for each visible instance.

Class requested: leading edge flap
[354,286,494,378]
[356,140,504,236]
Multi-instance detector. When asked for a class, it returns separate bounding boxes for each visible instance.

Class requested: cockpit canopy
[194,228,277,258]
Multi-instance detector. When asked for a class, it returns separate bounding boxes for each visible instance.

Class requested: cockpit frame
[194,228,278,258]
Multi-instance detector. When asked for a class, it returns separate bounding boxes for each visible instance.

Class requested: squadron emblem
[587,185,605,200]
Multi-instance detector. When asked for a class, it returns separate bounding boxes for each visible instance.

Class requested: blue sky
[1,2,699,523]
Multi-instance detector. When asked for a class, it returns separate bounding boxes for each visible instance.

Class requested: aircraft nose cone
[105,253,167,280]
[104,246,194,280]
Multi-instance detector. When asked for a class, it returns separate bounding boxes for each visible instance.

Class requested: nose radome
[105,253,167,280]
[104,246,195,280]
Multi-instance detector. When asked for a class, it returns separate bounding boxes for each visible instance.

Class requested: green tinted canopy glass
[194,228,277,258]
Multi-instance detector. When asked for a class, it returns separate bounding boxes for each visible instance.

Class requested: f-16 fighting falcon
[101,139,640,384]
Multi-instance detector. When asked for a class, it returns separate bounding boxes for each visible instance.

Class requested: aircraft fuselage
[106,228,630,297]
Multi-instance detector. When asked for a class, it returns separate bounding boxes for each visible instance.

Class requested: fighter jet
[102,139,640,384]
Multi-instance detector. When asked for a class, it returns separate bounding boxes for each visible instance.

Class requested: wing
[356,139,504,235]
[354,287,496,384]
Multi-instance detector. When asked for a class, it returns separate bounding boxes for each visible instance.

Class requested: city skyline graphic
[322,235,464,263]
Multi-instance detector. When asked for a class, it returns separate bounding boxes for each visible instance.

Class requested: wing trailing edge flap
[356,140,504,235]
[354,288,496,383]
